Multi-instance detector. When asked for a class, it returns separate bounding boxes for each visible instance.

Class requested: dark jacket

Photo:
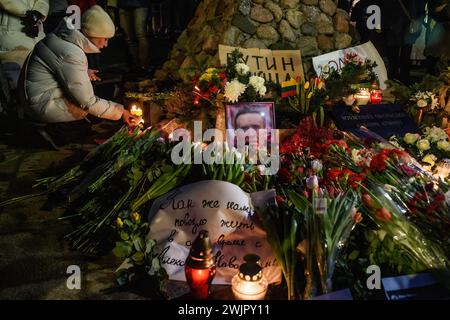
[425,0,450,58]
[117,0,149,8]
[382,0,426,45]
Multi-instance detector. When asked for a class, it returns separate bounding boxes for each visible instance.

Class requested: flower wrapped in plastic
[361,184,450,289]
[289,189,360,299]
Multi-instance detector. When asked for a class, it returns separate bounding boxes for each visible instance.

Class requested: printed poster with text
[147,180,281,284]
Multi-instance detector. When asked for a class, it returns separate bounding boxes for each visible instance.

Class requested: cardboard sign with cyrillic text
[219,44,304,84]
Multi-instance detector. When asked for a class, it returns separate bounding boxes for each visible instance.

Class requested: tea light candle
[231,254,268,300]
[354,89,371,106]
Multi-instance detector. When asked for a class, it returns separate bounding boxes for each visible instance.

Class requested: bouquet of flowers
[360,185,450,289]
[289,189,360,299]
[320,52,379,101]
[223,50,268,103]
[412,91,440,110]
[391,126,450,173]
[193,67,227,105]
[287,77,328,127]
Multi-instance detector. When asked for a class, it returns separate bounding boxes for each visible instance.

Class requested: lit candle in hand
[130,104,144,125]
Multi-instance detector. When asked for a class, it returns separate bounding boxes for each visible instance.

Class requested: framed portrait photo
[225,102,276,148]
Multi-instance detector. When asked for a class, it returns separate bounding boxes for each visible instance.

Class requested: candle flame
[131,104,143,118]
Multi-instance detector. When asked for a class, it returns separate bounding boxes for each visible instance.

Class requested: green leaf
[348,250,360,260]
[120,231,130,241]
[112,241,133,258]
[131,251,145,263]
[145,239,156,254]
[132,235,145,252]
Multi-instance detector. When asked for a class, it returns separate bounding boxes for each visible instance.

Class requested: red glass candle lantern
[185,230,216,299]
[370,89,383,104]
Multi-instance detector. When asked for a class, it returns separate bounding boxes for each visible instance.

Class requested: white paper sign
[148,180,281,285]
[312,41,388,90]
[219,44,305,84]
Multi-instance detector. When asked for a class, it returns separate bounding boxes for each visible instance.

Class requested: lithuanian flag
[281,78,298,98]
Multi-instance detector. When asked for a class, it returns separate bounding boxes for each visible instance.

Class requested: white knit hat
[81,5,115,38]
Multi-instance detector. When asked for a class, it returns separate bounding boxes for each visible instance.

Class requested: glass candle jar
[231,254,268,300]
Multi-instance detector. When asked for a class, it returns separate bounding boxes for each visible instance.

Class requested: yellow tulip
[131,212,141,223]
[116,217,124,229]
[304,81,310,90]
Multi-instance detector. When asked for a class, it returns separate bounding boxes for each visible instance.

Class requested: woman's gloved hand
[21,11,44,38]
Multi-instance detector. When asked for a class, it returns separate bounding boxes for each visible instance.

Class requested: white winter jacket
[0,0,49,54]
[24,18,124,123]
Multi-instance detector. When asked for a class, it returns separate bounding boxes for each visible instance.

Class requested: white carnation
[235,63,250,76]
[249,75,267,97]
[224,79,247,103]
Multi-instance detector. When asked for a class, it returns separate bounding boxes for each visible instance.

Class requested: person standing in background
[383,0,426,84]
[351,0,387,59]
[45,0,68,33]
[118,0,150,75]
[425,0,450,73]
[0,0,49,88]
[338,0,354,12]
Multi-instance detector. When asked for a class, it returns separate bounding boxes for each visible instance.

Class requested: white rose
[403,133,420,144]
[437,140,450,152]
[416,139,431,151]
[422,154,437,166]
[417,99,428,108]
[311,159,323,173]
[235,63,250,76]
[224,79,247,103]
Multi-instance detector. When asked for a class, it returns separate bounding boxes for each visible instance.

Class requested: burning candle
[354,88,371,106]
[130,104,144,125]
[370,89,383,104]
[185,230,216,299]
[231,254,268,300]
[130,104,143,117]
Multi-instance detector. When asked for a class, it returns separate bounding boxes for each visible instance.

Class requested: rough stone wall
[155,0,353,83]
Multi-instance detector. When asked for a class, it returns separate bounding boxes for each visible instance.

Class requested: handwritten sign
[147,180,281,285]
[219,44,304,84]
[331,104,420,138]
[312,41,388,89]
